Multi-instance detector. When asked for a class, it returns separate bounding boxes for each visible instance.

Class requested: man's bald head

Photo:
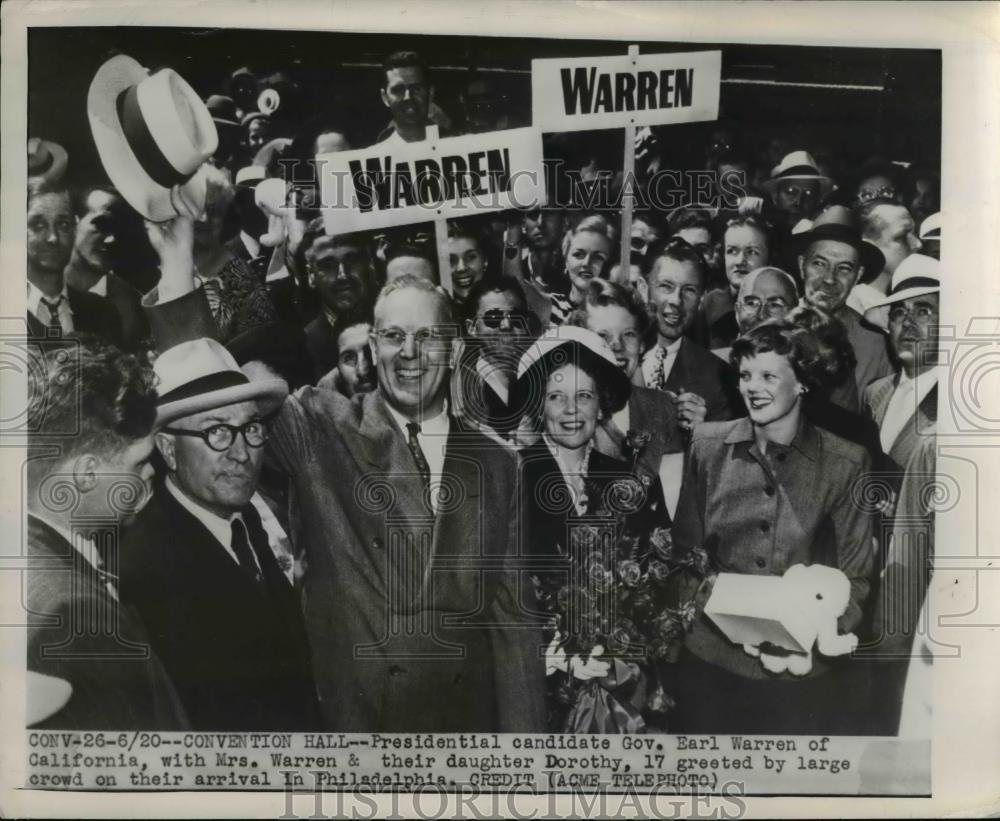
[735,266,799,333]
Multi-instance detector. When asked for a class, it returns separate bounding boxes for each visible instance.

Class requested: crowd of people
[24,47,941,737]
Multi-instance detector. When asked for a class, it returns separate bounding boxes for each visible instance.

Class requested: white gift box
[704,572,813,653]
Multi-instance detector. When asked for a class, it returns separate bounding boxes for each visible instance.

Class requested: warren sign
[317,127,545,233]
[531,50,721,131]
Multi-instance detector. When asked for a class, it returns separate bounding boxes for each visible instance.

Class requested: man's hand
[145,215,195,301]
[666,388,708,432]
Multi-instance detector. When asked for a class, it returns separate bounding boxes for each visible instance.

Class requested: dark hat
[206,94,241,129]
[241,110,269,128]
[794,205,885,277]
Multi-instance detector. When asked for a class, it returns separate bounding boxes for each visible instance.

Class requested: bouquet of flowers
[532,497,709,733]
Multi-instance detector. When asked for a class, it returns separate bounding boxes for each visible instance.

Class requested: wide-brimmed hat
[793,204,885,278]
[206,94,241,129]
[514,326,631,416]
[763,150,834,199]
[88,54,218,223]
[27,137,68,184]
[863,253,940,331]
[919,211,941,241]
[154,338,288,426]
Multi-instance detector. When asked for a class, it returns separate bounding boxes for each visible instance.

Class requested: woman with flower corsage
[512,327,704,732]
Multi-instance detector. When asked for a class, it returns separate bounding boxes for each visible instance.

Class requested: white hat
[27,137,69,184]
[87,54,218,223]
[154,338,288,426]
[919,211,941,241]
[514,325,631,415]
[863,253,940,331]
[764,150,834,199]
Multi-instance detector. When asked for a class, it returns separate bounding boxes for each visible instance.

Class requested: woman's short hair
[723,214,772,245]
[567,278,653,345]
[784,304,857,394]
[729,320,827,394]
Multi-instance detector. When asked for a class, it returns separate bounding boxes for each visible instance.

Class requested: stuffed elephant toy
[743,563,859,676]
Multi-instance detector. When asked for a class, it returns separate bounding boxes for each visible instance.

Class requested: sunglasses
[479,309,528,329]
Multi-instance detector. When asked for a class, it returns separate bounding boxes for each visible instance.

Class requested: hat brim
[794,228,886,279]
[156,377,288,427]
[28,140,69,184]
[863,285,941,331]
[88,55,207,223]
[514,339,631,418]
[764,175,834,199]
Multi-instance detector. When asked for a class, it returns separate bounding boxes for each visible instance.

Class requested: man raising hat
[119,334,321,731]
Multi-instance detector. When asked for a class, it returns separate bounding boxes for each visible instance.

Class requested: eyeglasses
[857,186,897,205]
[162,418,273,452]
[779,184,817,199]
[597,328,642,347]
[888,303,937,325]
[373,326,457,349]
[479,309,529,330]
[740,295,790,312]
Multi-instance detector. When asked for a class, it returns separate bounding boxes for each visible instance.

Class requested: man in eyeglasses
[119,336,321,731]
[63,185,148,351]
[141,217,547,733]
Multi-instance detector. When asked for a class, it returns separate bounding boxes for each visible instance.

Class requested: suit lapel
[868,374,899,429]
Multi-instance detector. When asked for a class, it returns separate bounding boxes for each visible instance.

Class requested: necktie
[405,422,431,487]
[650,344,668,392]
[41,296,63,334]
[230,518,263,583]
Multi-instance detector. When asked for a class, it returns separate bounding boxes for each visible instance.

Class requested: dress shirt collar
[897,365,939,405]
[165,475,244,557]
[384,398,451,439]
[723,414,820,461]
[26,280,71,317]
[88,274,108,297]
[240,230,262,260]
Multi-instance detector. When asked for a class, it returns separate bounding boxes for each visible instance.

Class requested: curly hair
[729,320,827,394]
[784,304,857,394]
[27,335,157,478]
[567,278,653,347]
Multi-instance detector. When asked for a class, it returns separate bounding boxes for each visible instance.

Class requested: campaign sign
[531,50,721,131]
[317,127,546,233]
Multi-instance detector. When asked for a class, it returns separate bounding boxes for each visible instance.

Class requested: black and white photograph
[2,1,998,817]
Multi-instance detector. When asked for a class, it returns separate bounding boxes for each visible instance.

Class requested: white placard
[316,127,545,234]
[531,49,721,131]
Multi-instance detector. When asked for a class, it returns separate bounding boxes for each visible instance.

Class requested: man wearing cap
[119,336,320,731]
[797,207,893,398]
[26,180,122,346]
[26,338,187,729]
[142,217,546,733]
[64,185,149,351]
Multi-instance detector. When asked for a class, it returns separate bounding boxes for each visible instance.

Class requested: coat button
[755,557,766,569]
[759,521,770,534]
[388,665,405,677]
[371,538,384,550]
[764,486,775,496]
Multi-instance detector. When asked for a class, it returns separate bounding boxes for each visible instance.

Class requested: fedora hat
[764,150,833,199]
[88,54,218,223]
[863,253,939,331]
[206,94,241,130]
[514,325,631,417]
[794,204,885,278]
[154,337,288,427]
[27,137,68,184]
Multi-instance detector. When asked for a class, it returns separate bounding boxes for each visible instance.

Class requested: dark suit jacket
[634,337,740,422]
[593,386,685,483]
[102,275,149,352]
[304,314,340,382]
[269,388,548,732]
[119,490,320,731]
[27,288,123,348]
[451,343,524,440]
[518,443,670,563]
[26,515,188,730]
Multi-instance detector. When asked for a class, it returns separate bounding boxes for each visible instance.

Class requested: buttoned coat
[120,491,320,731]
[269,387,548,732]
[26,515,189,730]
[672,417,874,679]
